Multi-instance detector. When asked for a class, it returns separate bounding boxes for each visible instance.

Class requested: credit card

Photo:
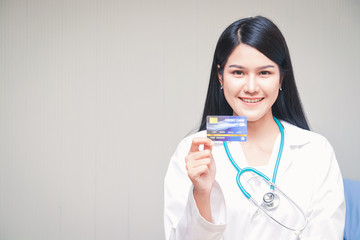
[206,116,247,141]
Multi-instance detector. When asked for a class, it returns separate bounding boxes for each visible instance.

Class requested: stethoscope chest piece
[261,192,280,210]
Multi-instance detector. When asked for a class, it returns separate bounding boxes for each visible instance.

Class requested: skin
[185,137,215,222]
[185,44,283,222]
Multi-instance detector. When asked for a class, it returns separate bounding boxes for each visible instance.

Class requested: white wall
[0,0,359,239]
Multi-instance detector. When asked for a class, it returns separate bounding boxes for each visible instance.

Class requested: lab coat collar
[280,120,311,147]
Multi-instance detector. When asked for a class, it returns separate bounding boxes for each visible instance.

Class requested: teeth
[241,98,262,103]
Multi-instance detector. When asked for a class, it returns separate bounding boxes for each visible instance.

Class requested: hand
[185,137,216,195]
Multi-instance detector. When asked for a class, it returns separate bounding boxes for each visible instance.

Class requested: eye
[259,71,271,76]
[233,70,244,76]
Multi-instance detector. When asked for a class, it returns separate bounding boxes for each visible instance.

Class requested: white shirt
[164,121,345,240]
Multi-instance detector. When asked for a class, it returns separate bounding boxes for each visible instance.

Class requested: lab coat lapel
[275,121,311,183]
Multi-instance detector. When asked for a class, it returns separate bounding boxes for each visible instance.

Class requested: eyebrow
[228,64,275,70]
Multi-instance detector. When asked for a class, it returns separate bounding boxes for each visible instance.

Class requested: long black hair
[199,16,309,131]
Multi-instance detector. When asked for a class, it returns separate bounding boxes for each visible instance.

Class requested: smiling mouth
[240,97,264,103]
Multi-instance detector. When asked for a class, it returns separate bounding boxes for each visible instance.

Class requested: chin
[235,111,272,123]
[245,116,263,122]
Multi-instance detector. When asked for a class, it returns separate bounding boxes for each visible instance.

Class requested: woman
[164,16,345,240]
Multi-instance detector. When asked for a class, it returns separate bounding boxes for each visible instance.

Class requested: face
[219,44,282,123]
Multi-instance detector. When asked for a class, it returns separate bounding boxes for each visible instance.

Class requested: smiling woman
[219,44,281,123]
[164,16,345,240]
[200,16,308,132]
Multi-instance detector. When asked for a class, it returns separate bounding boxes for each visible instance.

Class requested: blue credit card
[206,116,247,141]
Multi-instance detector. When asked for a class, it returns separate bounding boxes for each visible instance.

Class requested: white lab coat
[164,121,345,240]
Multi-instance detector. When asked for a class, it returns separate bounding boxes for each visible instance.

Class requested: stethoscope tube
[250,180,308,232]
[223,116,283,198]
[223,116,307,233]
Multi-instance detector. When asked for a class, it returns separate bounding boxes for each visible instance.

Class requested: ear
[217,64,223,86]
[279,75,284,89]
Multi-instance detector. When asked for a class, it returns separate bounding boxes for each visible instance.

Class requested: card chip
[209,117,218,124]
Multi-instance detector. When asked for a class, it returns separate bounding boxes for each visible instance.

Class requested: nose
[243,74,259,93]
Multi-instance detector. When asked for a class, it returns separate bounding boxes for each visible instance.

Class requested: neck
[238,112,281,166]
[246,113,279,143]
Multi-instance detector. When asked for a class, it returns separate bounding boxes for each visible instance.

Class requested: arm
[164,136,227,240]
[186,138,216,222]
[300,138,345,240]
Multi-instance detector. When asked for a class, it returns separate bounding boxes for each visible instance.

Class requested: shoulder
[172,130,207,158]
[181,130,207,145]
[281,121,335,155]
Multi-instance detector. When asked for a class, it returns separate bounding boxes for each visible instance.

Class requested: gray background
[0,0,359,239]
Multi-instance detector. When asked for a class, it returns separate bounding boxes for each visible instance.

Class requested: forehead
[226,44,277,67]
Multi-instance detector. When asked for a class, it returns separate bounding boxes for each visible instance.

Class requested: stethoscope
[223,116,308,234]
